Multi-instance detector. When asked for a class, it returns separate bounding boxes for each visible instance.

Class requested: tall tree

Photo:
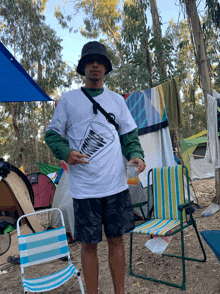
[149,0,183,163]
[54,0,133,93]
[149,0,167,82]
[205,0,220,29]
[181,0,220,205]
[181,0,212,104]
[122,0,153,89]
[0,0,74,172]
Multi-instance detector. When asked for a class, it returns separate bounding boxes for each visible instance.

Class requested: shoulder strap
[81,87,119,131]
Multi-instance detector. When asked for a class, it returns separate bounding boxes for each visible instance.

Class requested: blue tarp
[0,42,52,102]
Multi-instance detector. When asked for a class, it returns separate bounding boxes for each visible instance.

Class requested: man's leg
[73,198,102,294]
[107,236,125,294]
[81,243,98,294]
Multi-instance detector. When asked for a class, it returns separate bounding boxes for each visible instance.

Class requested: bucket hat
[76,41,112,76]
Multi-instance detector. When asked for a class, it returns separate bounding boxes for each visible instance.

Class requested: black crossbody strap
[81,87,119,131]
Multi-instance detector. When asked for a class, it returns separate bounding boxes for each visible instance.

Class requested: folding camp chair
[200,230,220,263]
[129,165,206,290]
[16,208,85,293]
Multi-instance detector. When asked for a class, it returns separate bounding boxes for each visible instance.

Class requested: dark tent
[0,41,52,102]
[0,160,43,268]
[27,173,56,209]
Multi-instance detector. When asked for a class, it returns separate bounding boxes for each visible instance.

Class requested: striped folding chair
[129,165,206,290]
[17,208,85,293]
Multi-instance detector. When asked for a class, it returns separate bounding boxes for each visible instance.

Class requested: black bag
[81,87,119,132]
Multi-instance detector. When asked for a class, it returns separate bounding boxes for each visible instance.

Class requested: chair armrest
[178,201,194,211]
[132,201,148,208]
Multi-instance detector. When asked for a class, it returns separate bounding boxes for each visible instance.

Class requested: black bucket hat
[76,41,112,76]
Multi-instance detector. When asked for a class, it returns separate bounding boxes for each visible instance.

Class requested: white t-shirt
[47,88,137,199]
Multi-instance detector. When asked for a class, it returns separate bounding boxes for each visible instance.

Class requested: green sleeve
[120,128,145,161]
[44,130,73,162]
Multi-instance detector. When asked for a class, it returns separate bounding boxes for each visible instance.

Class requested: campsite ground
[0,178,220,294]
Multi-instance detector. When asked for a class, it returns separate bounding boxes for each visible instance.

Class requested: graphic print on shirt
[78,121,115,162]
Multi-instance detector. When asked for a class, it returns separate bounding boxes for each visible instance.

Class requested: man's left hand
[128,158,146,174]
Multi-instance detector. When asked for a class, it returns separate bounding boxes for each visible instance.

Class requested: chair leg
[129,222,206,290]
[77,272,85,294]
[129,233,134,275]
[163,221,206,262]
[180,225,186,290]
[129,232,186,290]
[191,219,206,262]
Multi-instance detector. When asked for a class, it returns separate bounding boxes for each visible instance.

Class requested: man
[45,41,146,294]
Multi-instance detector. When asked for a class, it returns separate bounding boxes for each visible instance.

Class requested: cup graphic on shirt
[78,121,115,162]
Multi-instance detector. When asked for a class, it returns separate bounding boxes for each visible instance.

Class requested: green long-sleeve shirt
[45,87,144,162]
[45,128,144,162]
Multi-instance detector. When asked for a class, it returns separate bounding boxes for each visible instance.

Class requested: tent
[0,160,43,269]
[181,136,215,180]
[0,41,52,102]
[27,172,56,209]
[37,162,61,175]
[51,170,74,240]
[0,42,52,268]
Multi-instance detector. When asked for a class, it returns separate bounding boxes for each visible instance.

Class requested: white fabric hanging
[138,127,175,188]
[205,93,220,166]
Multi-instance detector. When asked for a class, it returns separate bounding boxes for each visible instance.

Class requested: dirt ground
[0,178,220,294]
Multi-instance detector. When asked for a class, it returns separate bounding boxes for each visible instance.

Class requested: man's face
[84,55,106,82]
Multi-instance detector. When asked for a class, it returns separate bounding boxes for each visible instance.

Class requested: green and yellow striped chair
[129,165,206,290]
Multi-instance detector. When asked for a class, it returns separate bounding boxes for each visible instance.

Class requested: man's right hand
[66,150,90,165]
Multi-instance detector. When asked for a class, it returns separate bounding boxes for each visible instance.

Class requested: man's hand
[67,150,90,165]
[128,157,146,174]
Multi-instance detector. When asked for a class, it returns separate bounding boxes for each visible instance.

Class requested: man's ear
[81,64,85,75]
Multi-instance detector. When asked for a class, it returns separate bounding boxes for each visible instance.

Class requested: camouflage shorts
[73,189,135,244]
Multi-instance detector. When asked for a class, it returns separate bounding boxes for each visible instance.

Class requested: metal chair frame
[129,165,206,290]
[17,208,85,293]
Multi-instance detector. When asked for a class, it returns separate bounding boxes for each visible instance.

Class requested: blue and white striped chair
[17,208,85,293]
[129,165,206,290]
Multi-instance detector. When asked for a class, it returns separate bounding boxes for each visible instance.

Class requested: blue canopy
[0,42,52,102]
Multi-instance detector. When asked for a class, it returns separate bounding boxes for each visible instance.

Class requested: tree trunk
[140,0,153,88]
[184,0,220,205]
[182,82,192,137]
[31,103,39,163]
[42,101,51,165]
[150,0,182,163]
[149,0,167,81]
[170,129,184,164]
[38,60,51,165]
[9,103,26,171]
[184,0,212,103]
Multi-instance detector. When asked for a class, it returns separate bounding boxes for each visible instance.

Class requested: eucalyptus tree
[54,0,133,93]
[202,12,220,93]
[180,0,212,106]
[0,0,74,172]
[179,0,220,205]
[149,0,167,82]
[205,0,220,29]
[121,0,153,90]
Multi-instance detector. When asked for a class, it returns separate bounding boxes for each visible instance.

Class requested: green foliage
[164,19,208,138]
[1,0,220,169]
[0,0,74,172]
[205,0,220,29]
[179,96,207,139]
